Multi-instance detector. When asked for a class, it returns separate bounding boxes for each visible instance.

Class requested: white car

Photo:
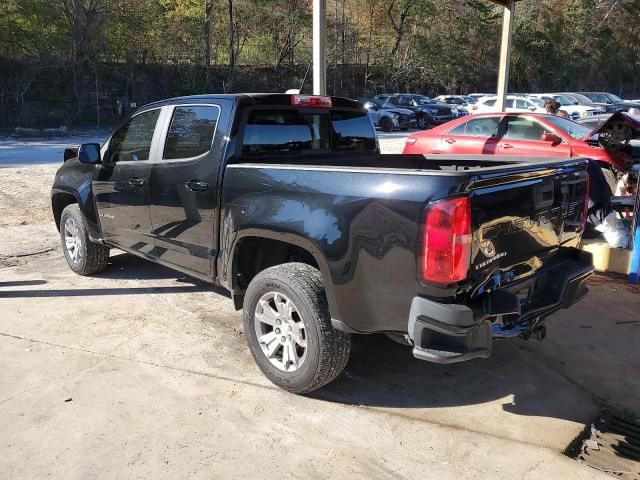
[471,95,546,114]
[528,94,604,119]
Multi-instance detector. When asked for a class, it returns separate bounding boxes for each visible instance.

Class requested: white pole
[496,1,515,112]
[313,0,327,95]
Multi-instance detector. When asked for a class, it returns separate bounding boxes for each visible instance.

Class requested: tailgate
[468,161,589,291]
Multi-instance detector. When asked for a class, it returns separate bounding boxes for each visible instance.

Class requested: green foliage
[0,0,638,127]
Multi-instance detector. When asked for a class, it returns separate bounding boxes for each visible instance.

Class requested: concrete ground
[1,132,638,479]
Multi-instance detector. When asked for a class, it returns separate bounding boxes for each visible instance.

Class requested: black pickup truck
[51,94,593,393]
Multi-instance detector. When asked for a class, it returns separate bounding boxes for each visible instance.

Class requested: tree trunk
[204,0,214,89]
[226,0,236,92]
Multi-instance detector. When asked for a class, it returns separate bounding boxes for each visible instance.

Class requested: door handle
[128,177,145,187]
[502,143,514,149]
[445,138,456,144]
[185,180,209,192]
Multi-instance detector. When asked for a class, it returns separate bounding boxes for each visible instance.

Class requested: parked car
[581,92,640,113]
[434,95,469,106]
[527,94,604,119]
[472,95,546,114]
[467,93,493,100]
[384,94,455,129]
[52,93,593,393]
[359,97,416,132]
[433,95,471,117]
[556,92,612,112]
[403,112,634,171]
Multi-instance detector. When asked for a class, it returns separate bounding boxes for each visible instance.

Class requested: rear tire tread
[243,263,351,394]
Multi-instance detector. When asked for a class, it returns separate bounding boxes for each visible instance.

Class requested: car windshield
[530,97,545,107]
[606,93,623,102]
[463,96,477,104]
[381,102,397,109]
[413,96,433,105]
[544,115,593,140]
[587,93,610,103]
[554,95,575,106]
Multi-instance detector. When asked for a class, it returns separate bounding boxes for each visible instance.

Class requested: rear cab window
[240,108,377,157]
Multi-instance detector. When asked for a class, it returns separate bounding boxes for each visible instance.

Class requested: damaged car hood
[588,111,640,150]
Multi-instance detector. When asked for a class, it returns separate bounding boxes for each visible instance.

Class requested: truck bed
[221,154,590,334]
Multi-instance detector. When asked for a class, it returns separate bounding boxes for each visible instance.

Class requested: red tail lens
[581,174,590,231]
[291,95,332,108]
[421,197,472,284]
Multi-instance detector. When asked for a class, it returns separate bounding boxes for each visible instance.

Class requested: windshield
[413,96,433,105]
[586,93,610,104]
[554,95,575,106]
[530,97,545,107]
[463,96,477,104]
[544,115,593,140]
[381,102,397,109]
[571,93,592,104]
[606,93,623,102]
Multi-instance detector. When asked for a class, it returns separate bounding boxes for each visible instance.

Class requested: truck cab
[52,94,593,394]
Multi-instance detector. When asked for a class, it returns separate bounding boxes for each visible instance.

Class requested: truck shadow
[312,334,598,425]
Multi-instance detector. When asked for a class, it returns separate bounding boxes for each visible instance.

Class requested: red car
[403,112,635,171]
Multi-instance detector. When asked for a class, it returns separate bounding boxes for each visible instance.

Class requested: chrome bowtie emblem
[480,240,496,258]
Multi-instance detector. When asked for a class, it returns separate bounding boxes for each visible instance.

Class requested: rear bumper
[407,257,594,364]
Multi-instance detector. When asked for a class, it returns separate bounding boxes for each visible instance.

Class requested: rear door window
[163,106,220,160]
[449,117,501,137]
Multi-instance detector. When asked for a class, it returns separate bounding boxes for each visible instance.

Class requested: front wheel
[243,263,351,394]
[417,116,429,129]
[60,204,110,275]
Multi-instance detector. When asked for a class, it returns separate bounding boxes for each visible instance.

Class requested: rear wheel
[417,116,429,129]
[380,116,393,132]
[60,204,109,275]
[243,263,351,394]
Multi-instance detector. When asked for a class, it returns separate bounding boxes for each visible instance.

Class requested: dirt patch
[0,165,58,227]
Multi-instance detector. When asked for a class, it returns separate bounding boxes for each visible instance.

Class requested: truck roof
[139,93,364,111]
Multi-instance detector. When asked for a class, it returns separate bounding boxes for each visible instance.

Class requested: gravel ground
[2,131,637,479]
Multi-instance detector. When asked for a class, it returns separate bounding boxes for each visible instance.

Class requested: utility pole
[496,1,515,112]
[313,0,326,95]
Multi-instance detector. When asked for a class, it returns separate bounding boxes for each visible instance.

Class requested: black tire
[379,116,393,132]
[417,116,429,129]
[60,204,110,275]
[243,263,351,394]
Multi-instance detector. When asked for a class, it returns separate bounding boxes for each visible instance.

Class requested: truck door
[148,102,229,278]
[93,108,163,254]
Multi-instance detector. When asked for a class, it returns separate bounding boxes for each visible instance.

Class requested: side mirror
[63,147,78,162]
[78,143,101,164]
[529,106,537,111]
[541,132,562,144]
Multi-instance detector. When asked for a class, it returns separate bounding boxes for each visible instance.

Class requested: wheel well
[52,193,77,231]
[232,236,320,308]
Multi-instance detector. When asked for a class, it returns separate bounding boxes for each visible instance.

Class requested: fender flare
[225,228,341,322]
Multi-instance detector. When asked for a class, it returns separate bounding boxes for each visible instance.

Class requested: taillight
[291,95,332,108]
[420,197,472,284]
[581,174,590,231]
